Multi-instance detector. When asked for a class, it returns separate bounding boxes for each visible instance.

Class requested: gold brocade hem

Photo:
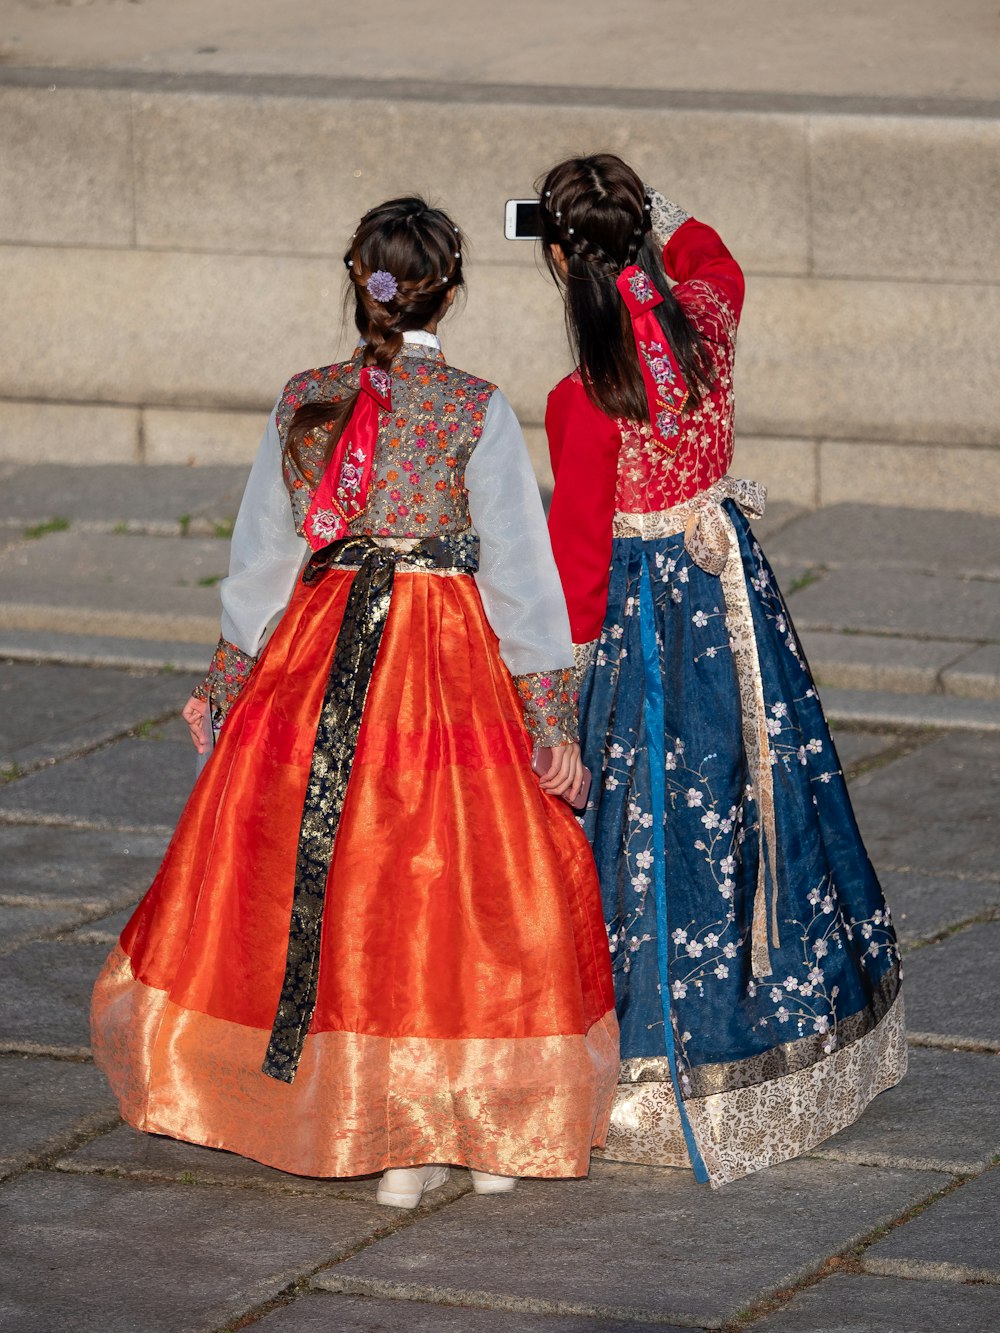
[91,948,618,1179]
[619,965,900,1099]
[600,990,907,1187]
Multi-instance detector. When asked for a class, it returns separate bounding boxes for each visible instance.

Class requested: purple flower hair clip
[366,270,398,303]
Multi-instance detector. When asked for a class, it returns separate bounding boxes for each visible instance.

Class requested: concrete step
[820,687,1000,734]
[1,500,997,718]
[0,630,210,674]
[1,58,999,511]
[802,631,1000,703]
[0,529,227,646]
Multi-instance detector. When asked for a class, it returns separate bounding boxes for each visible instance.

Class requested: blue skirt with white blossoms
[579,500,906,1186]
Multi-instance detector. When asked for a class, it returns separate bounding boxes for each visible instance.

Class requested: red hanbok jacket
[546,217,745,643]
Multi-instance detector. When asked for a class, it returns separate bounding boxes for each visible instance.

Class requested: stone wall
[2,77,999,510]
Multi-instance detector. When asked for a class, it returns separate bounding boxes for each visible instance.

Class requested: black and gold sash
[262,532,480,1083]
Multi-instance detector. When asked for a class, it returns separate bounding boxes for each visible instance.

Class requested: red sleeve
[545,375,620,644]
[662,217,745,324]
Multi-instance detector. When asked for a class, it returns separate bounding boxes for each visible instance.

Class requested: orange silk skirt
[91,566,618,1178]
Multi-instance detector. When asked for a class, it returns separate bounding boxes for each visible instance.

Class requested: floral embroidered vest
[614,281,738,512]
[277,345,495,538]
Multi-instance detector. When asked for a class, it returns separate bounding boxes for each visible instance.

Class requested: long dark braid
[537,154,714,423]
[286,197,463,473]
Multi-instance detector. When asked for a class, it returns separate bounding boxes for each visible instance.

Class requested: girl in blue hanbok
[536,153,906,1186]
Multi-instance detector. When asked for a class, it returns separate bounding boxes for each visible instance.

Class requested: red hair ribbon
[303,365,392,550]
[616,265,689,451]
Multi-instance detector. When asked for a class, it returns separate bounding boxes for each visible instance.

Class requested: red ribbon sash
[616,265,689,452]
[303,366,392,551]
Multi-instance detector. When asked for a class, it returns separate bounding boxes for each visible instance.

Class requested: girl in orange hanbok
[91,197,618,1209]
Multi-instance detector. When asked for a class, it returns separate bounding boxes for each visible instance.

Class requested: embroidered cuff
[195,635,258,730]
[645,187,691,251]
[514,668,579,747]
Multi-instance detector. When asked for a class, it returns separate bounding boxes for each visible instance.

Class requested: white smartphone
[504,198,542,240]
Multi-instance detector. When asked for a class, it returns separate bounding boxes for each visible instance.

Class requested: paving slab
[0,462,246,533]
[943,642,1000,701]
[0,1170,388,1333]
[901,921,1000,1048]
[258,1291,654,1333]
[0,1055,118,1177]
[810,1047,1000,1174]
[0,938,114,1050]
[0,825,166,904]
[827,728,900,772]
[0,900,116,954]
[765,503,1000,580]
[747,501,809,545]
[787,567,1000,643]
[65,903,137,944]
[57,1124,461,1211]
[0,735,196,833]
[799,629,973,696]
[0,628,211,671]
[0,529,228,642]
[316,1159,947,1327]
[850,731,1000,880]
[864,1167,1000,1284]
[882,869,1000,948]
[753,1272,1000,1332]
[0,659,197,769]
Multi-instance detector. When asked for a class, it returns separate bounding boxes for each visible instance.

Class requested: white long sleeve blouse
[197,332,576,742]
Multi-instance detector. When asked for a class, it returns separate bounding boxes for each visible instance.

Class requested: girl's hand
[181,694,209,754]
[538,741,585,803]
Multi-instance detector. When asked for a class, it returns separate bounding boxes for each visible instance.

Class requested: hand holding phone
[504,199,542,240]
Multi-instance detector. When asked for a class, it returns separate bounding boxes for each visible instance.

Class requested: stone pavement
[0,469,999,1330]
[2,466,999,724]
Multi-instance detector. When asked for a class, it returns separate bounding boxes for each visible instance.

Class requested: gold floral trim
[92,947,620,1180]
[514,668,579,747]
[645,187,692,251]
[620,965,900,1098]
[572,640,598,691]
[601,990,907,1187]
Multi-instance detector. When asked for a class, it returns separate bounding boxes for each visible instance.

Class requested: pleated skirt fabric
[580,502,906,1186]
[92,566,618,1178]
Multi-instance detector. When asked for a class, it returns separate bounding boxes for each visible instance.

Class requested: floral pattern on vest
[614,283,738,513]
[277,345,495,539]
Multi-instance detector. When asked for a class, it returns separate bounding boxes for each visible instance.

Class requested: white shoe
[376,1165,449,1209]
[469,1169,518,1195]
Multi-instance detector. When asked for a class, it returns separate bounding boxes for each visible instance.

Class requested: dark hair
[286,196,463,472]
[537,154,713,422]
